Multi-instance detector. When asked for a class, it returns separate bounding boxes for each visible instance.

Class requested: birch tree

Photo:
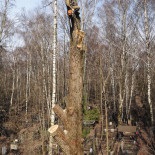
[49,0,57,154]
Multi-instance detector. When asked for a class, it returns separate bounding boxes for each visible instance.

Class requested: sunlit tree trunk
[49,0,57,154]
[128,73,135,119]
[109,46,116,112]
[48,0,85,154]
[118,0,128,124]
[16,64,20,113]
[99,56,103,140]
[125,70,129,120]
[47,63,52,117]
[25,49,31,119]
[10,57,15,107]
[63,32,66,99]
[105,101,109,155]
[25,54,29,118]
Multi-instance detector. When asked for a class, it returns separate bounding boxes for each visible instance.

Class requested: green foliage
[82,128,90,138]
[82,94,100,121]
[84,108,100,121]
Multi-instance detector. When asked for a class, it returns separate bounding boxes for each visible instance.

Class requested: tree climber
[65,0,80,29]
[66,0,80,17]
[66,0,80,12]
[66,0,86,51]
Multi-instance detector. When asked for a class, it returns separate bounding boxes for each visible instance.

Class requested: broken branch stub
[53,104,68,128]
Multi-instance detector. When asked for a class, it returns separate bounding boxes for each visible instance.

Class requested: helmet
[68,10,73,16]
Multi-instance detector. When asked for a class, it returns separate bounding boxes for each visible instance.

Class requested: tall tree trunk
[109,46,116,112]
[25,52,30,119]
[125,70,129,121]
[99,56,103,141]
[49,0,57,154]
[118,1,128,124]
[105,101,109,155]
[10,58,15,107]
[48,1,85,154]
[128,73,135,119]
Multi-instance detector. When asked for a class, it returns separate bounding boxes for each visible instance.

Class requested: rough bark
[48,1,84,154]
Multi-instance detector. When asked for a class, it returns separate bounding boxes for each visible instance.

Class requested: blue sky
[9,0,42,48]
[15,0,41,10]
[12,0,41,15]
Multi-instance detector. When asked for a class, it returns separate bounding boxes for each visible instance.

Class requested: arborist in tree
[65,0,80,16]
[66,0,86,51]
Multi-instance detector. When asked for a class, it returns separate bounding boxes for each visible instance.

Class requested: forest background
[0,0,155,154]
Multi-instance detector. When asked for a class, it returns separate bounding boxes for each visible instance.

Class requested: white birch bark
[118,1,128,123]
[10,57,15,106]
[16,65,19,112]
[109,46,116,112]
[25,56,29,117]
[105,100,109,154]
[47,63,52,116]
[25,50,31,119]
[125,70,129,119]
[49,0,57,154]
[28,52,32,101]
[99,56,103,140]
[128,73,135,118]
[63,32,66,98]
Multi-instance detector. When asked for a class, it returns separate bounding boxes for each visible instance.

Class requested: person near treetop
[65,0,80,11]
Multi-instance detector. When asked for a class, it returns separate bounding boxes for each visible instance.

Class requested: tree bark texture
[48,1,84,154]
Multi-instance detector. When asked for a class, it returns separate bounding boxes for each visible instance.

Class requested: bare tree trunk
[48,1,85,154]
[109,46,116,112]
[49,0,57,154]
[99,56,104,141]
[47,63,52,118]
[102,70,110,155]
[16,66,19,113]
[63,32,66,99]
[128,73,135,119]
[10,57,15,107]
[118,1,128,124]
[125,70,129,121]
[144,0,153,124]
[25,49,31,120]
[105,102,109,155]
[25,55,29,118]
